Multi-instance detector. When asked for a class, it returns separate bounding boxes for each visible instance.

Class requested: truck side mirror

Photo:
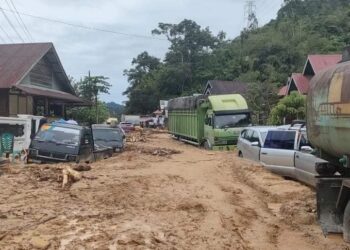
[251,141,260,147]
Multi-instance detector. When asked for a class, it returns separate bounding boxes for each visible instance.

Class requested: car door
[242,129,254,159]
[237,129,247,156]
[294,133,324,187]
[249,130,261,162]
[260,130,297,178]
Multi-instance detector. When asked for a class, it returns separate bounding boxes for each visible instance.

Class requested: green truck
[168,94,251,150]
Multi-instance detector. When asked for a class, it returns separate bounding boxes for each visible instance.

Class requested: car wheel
[238,151,243,158]
[344,201,350,242]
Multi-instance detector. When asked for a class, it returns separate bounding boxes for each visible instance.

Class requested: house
[0,43,87,117]
[278,54,342,97]
[203,80,247,96]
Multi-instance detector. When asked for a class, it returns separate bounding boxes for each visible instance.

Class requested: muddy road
[0,131,349,249]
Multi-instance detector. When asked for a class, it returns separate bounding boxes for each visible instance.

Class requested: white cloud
[0,0,283,103]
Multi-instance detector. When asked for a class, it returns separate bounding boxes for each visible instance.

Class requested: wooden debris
[62,166,82,188]
[73,164,91,172]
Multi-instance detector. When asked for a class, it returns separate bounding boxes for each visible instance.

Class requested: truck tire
[238,151,243,158]
[343,201,350,242]
[203,140,211,150]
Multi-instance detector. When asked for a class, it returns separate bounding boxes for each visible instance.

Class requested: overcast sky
[0,0,284,104]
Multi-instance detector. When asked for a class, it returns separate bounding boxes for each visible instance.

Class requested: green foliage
[67,102,109,125]
[246,82,279,125]
[268,92,306,125]
[75,75,111,103]
[70,74,113,124]
[123,0,350,121]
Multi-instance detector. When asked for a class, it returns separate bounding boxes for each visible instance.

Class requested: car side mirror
[251,141,260,147]
[301,146,313,154]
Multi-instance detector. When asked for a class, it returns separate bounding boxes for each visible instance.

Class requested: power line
[7,0,34,41]
[0,4,24,42]
[0,23,14,42]
[0,7,168,42]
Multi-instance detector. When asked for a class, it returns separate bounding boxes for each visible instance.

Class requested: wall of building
[19,56,66,92]
[0,90,9,116]
[9,93,33,117]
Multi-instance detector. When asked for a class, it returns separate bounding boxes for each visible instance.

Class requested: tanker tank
[307,57,350,164]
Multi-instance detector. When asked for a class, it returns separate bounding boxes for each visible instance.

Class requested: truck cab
[29,123,94,163]
[202,95,251,150]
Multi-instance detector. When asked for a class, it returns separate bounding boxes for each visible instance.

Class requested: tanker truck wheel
[343,201,350,242]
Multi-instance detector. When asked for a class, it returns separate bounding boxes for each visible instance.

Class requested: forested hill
[123,0,350,115]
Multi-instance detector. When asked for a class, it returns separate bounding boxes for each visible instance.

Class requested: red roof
[290,73,311,94]
[278,85,287,96]
[306,54,342,74]
[0,43,53,88]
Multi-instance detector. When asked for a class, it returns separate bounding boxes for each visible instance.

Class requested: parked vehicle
[237,126,275,161]
[260,124,327,187]
[119,122,135,133]
[28,122,112,163]
[121,115,141,125]
[307,50,350,241]
[238,123,327,187]
[92,124,125,152]
[0,114,45,154]
[168,94,251,150]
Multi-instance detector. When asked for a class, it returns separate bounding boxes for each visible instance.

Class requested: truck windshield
[214,114,250,129]
[93,129,123,141]
[34,125,80,146]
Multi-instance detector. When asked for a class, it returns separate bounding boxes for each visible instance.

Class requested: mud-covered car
[92,124,125,152]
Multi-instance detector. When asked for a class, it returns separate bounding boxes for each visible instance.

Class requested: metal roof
[290,73,311,94]
[0,43,74,94]
[15,85,86,103]
[305,54,342,75]
[278,85,288,96]
[204,80,247,95]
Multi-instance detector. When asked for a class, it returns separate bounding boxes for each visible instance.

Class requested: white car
[237,126,275,162]
[238,124,331,187]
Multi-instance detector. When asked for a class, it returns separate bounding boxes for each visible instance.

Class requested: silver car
[237,126,275,162]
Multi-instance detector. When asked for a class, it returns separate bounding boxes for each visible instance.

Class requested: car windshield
[34,125,80,146]
[93,129,123,141]
[214,114,250,129]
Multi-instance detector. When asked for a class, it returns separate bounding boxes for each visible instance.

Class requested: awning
[14,85,90,105]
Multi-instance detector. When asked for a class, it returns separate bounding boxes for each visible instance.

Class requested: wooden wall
[0,90,9,116]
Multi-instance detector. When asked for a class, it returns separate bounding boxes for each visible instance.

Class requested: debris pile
[126,131,147,143]
[127,145,181,157]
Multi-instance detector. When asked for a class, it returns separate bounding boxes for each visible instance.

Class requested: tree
[268,91,306,125]
[67,102,109,125]
[75,74,112,123]
[246,81,279,124]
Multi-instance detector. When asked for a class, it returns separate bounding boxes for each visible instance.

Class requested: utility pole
[244,0,258,30]
[88,70,99,124]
